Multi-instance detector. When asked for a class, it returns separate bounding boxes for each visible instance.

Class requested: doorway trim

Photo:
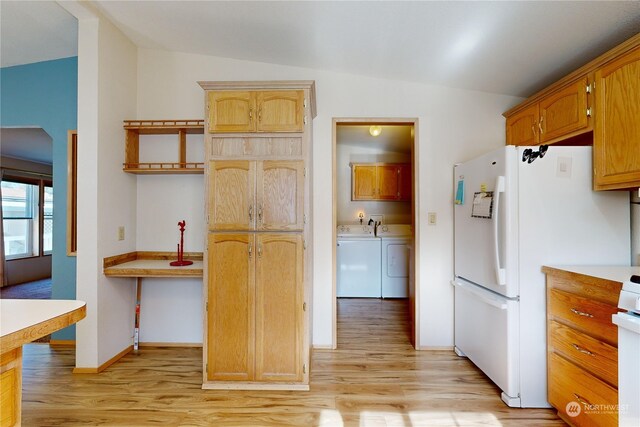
[332,117,420,349]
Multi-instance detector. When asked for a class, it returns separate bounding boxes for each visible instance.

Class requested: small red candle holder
[170,220,193,266]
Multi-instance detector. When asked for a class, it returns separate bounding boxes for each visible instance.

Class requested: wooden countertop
[542,265,640,285]
[0,299,86,353]
[103,251,203,278]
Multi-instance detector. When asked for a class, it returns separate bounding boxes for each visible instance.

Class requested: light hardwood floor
[20,298,564,426]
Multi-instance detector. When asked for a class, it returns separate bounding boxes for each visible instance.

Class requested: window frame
[2,175,53,260]
[67,130,77,256]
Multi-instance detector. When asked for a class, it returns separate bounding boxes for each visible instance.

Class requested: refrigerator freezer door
[453,278,520,406]
[454,146,518,298]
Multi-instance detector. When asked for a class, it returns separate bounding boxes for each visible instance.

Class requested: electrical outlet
[118,226,125,241]
[428,212,437,225]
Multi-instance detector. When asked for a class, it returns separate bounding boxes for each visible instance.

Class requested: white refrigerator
[453,145,630,408]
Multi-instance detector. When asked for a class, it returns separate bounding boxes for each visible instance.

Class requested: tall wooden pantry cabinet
[198,81,316,390]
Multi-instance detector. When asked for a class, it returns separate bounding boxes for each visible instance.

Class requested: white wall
[75,11,138,368]
[135,48,522,348]
[336,144,411,225]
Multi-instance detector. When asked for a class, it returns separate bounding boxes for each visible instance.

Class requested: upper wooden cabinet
[208,90,305,133]
[506,104,539,146]
[593,45,640,190]
[504,33,640,190]
[506,76,591,146]
[352,165,377,200]
[352,163,411,201]
[208,160,304,231]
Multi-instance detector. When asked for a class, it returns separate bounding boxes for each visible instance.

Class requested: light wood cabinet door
[377,165,400,200]
[506,104,539,146]
[539,77,590,143]
[254,234,304,382]
[257,161,304,231]
[352,165,377,200]
[593,46,640,190]
[208,91,256,133]
[209,161,255,231]
[256,91,305,132]
[207,233,255,382]
[398,164,412,201]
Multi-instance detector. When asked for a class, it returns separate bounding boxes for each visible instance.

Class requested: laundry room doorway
[332,118,418,350]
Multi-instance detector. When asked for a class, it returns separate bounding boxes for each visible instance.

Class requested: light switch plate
[118,226,125,241]
[428,212,437,225]
[557,157,572,178]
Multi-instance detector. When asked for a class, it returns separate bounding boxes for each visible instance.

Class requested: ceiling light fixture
[369,125,382,137]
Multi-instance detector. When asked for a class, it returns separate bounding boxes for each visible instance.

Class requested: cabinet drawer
[548,289,618,345]
[549,320,617,386]
[548,352,617,427]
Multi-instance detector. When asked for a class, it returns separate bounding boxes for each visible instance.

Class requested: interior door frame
[332,117,420,349]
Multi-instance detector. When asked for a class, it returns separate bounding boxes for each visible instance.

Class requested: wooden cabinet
[543,267,622,427]
[208,90,305,133]
[351,163,411,201]
[506,76,591,146]
[122,120,204,174]
[593,45,640,190]
[200,80,315,391]
[504,33,640,190]
[254,234,304,382]
[208,160,304,231]
[352,165,377,200]
[206,233,304,384]
[207,234,254,382]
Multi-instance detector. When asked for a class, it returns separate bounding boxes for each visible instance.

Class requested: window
[1,177,53,259]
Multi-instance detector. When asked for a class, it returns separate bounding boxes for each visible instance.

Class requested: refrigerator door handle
[452,279,508,310]
[493,176,507,285]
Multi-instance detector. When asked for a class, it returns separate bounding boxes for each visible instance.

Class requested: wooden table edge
[1,303,86,353]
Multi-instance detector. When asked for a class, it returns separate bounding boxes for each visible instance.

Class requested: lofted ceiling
[0,1,77,68]
[1,1,639,98]
[0,127,53,165]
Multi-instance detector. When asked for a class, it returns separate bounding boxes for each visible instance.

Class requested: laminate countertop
[103,251,203,277]
[542,265,640,285]
[0,299,86,352]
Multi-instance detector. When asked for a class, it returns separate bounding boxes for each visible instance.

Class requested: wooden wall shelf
[124,120,205,174]
[104,251,203,277]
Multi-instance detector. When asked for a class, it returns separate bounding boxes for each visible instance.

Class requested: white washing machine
[337,224,381,298]
[377,224,412,298]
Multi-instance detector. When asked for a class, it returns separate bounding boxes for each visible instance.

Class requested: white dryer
[377,224,412,298]
[337,225,381,298]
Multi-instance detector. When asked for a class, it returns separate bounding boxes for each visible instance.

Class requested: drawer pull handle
[573,393,593,408]
[572,343,594,356]
[570,308,594,318]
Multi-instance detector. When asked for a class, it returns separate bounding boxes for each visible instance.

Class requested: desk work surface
[0,299,86,352]
[103,251,203,277]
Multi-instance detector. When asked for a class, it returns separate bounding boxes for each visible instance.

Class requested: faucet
[374,221,380,236]
[368,218,374,226]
